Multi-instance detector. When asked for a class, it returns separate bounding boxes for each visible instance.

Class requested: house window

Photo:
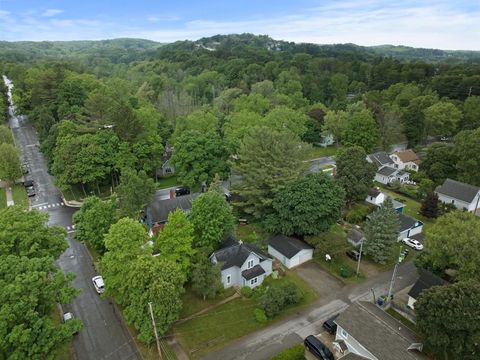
[226,275,231,285]
[250,277,258,285]
[341,329,348,338]
[247,259,254,269]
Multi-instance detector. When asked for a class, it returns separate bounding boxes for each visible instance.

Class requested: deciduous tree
[421,143,457,185]
[420,192,439,219]
[454,128,480,186]
[342,109,379,153]
[0,143,22,183]
[116,168,155,219]
[0,125,14,145]
[191,256,223,300]
[424,101,462,137]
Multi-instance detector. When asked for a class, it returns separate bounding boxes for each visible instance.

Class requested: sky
[0,0,479,50]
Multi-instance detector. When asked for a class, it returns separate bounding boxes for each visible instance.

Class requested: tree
[172,130,228,189]
[402,95,438,147]
[116,168,155,219]
[424,101,462,137]
[420,192,439,219]
[421,143,457,185]
[322,110,348,145]
[262,106,308,139]
[416,282,480,360]
[0,206,67,259]
[232,127,309,219]
[335,146,376,203]
[455,128,480,186]
[328,73,348,104]
[191,256,223,300]
[373,108,404,151]
[0,143,22,183]
[363,198,400,264]
[266,174,345,236]
[222,111,262,154]
[155,209,195,274]
[73,196,118,254]
[189,187,235,251]
[462,96,480,130]
[342,109,379,153]
[424,211,480,281]
[0,125,14,145]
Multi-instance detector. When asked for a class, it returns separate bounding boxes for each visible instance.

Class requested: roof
[377,166,397,177]
[335,302,425,360]
[368,151,394,167]
[212,241,270,270]
[435,178,480,203]
[398,214,422,233]
[146,193,198,224]
[268,235,313,259]
[367,188,381,197]
[347,228,365,245]
[394,149,419,163]
[241,264,266,280]
[408,269,447,299]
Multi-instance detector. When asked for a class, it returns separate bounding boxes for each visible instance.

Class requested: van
[304,335,334,360]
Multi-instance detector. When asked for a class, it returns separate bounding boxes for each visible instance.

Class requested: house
[398,213,423,240]
[365,188,406,214]
[367,151,394,168]
[318,132,334,147]
[157,144,175,177]
[391,149,421,172]
[407,270,447,309]
[347,228,365,248]
[144,193,198,227]
[333,302,425,360]
[268,235,314,269]
[210,239,272,288]
[435,178,480,213]
[374,166,410,185]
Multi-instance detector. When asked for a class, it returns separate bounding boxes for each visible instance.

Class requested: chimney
[169,189,175,199]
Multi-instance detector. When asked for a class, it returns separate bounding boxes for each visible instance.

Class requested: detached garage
[268,235,313,269]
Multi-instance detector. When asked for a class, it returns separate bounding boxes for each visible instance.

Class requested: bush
[253,308,268,323]
[340,265,354,278]
[345,203,371,224]
[271,344,305,360]
[398,184,420,200]
[259,282,303,318]
[241,286,254,298]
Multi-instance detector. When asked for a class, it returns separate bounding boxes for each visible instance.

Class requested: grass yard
[156,175,179,189]
[305,145,340,159]
[386,307,418,333]
[235,223,268,245]
[51,306,73,360]
[0,188,6,208]
[271,344,305,360]
[174,271,317,358]
[63,184,112,202]
[180,286,237,319]
[12,184,28,207]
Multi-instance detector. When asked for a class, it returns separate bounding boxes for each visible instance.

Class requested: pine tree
[364,197,400,264]
[420,192,439,218]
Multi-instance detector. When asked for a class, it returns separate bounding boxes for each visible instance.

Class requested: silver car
[92,275,105,294]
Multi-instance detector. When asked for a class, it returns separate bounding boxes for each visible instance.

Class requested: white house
[374,166,409,185]
[210,239,272,288]
[268,235,313,269]
[391,149,421,172]
[367,151,394,168]
[407,270,447,310]
[333,302,424,360]
[365,188,385,205]
[435,178,480,213]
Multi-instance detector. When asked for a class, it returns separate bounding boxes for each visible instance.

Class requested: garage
[268,235,314,269]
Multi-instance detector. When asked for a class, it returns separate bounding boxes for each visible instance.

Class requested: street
[4,77,141,360]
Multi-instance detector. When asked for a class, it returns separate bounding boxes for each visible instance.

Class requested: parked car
[22,162,29,174]
[175,186,190,196]
[92,275,105,294]
[24,180,36,197]
[322,315,338,334]
[402,238,424,250]
[346,250,361,261]
[63,312,74,323]
[304,335,334,360]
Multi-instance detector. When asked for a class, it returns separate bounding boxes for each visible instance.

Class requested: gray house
[145,193,198,227]
[407,270,447,309]
[210,240,272,288]
[367,151,394,168]
[374,166,409,185]
[435,178,480,213]
[347,228,365,248]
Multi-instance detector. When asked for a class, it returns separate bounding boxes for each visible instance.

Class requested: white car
[402,238,424,250]
[92,275,105,294]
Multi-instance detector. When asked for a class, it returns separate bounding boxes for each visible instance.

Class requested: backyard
[155,175,179,190]
[305,145,340,159]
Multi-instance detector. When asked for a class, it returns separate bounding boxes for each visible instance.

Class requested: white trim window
[226,275,231,285]
[341,329,348,338]
[250,277,258,285]
[247,259,254,269]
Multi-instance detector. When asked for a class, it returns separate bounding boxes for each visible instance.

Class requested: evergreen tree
[363,198,400,264]
[420,192,439,219]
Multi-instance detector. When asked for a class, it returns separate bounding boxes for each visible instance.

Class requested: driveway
[295,261,343,297]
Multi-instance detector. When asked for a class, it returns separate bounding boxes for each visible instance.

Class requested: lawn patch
[386,307,418,333]
[235,223,268,245]
[180,286,236,318]
[156,175,179,190]
[63,183,112,202]
[0,188,6,208]
[12,184,28,207]
[271,344,305,360]
[51,306,73,360]
[305,145,340,159]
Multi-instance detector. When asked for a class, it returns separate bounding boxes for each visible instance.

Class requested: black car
[346,250,361,261]
[322,315,338,334]
[175,186,190,196]
[304,335,334,360]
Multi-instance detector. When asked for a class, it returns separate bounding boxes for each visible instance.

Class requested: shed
[268,235,313,269]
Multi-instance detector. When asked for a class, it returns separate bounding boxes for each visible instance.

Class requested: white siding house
[390,149,420,172]
[268,235,313,269]
[435,178,480,212]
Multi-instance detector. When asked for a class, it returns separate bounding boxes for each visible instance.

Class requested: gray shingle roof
[146,193,198,224]
[213,242,270,270]
[241,264,266,280]
[335,302,425,360]
[368,188,381,197]
[435,178,480,203]
[398,213,422,233]
[377,166,397,176]
[340,353,369,360]
[268,235,313,259]
[347,228,365,245]
[368,151,394,167]
[408,269,447,299]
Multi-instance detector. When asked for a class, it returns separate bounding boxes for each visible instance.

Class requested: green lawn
[180,286,237,319]
[235,223,268,245]
[12,184,28,207]
[63,184,112,202]
[305,145,340,159]
[386,307,418,333]
[271,344,305,360]
[174,271,317,358]
[0,188,6,209]
[156,175,179,189]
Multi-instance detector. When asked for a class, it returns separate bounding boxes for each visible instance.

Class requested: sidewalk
[0,180,14,206]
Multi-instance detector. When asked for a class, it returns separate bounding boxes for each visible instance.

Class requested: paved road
[200,261,418,360]
[4,76,141,360]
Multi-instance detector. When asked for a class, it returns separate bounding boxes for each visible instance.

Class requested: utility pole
[356,236,364,278]
[468,86,472,97]
[148,302,163,360]
[387,246,403,302]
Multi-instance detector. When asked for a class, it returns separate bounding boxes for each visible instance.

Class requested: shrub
[345,203,371,224]
[241,286,254,298]
[398,184,420,200]
[282,282,304,305]
[259,282,303,318]
[271,344,305,360]
[340,265,354,278]
[253,308,268,323]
